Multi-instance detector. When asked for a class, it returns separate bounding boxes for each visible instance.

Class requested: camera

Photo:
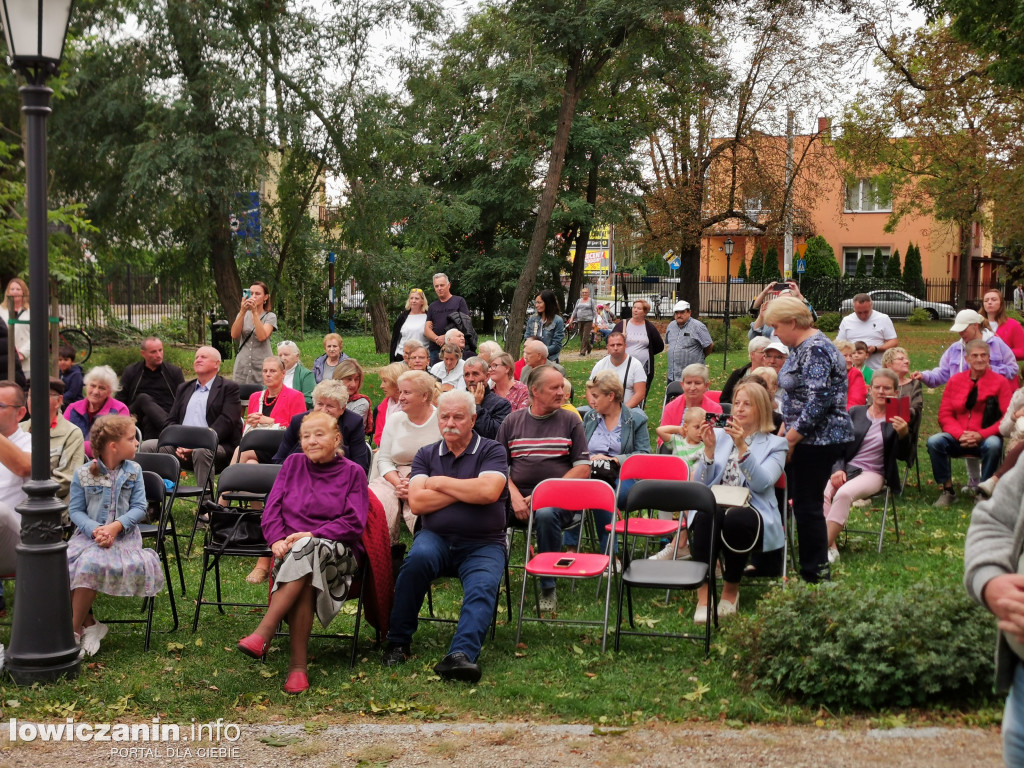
[704,413,730,428]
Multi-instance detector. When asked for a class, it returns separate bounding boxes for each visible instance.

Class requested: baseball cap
[950,309,985,332]
[673,300,691,313]
[765,341,789,356]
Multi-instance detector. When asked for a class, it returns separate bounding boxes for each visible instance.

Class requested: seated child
[66,414,164,656]
[59,345,84,408]
[650,407,707,560]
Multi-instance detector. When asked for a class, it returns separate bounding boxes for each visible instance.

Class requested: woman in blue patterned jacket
[764,296,854,583]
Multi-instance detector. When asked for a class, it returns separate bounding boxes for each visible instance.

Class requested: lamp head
[1,0,74,82]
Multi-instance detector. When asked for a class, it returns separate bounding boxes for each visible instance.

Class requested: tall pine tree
[748,248,764,283]
[885,247,903,283]
[904,242,926,299]
[762,248,781,281]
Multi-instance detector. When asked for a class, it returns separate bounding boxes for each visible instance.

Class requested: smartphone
[242,288,251,300]
[705,413,730,428]
[554,557,575,568]
[771,281,792,292]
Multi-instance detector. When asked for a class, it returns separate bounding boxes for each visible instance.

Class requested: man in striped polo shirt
[497,364,590,612]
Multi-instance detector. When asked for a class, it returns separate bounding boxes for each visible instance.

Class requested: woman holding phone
[822,368,909,564]
[231,281,277,385]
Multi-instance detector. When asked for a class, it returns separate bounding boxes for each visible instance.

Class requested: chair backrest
[134,451,182,484]
[665,380,684,405]
[142,470,165,506]
[238,383,264,403]
[216,463,282,497]
[238,427,287,455]
[618,453,689,484]
[706,390,722,404]
[531,478,616,516]
[719,402,732,415]
[157,425,219,453]
[623,479,715,517]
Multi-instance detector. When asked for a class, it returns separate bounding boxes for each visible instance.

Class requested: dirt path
[0,721,1003,767]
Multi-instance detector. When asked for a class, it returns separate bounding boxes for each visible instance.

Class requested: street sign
[796,258,807,274]
[669,256,681,270]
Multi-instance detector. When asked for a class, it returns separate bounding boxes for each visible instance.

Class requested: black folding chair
[133,451,187,596]
[614,480,718,657]
[191,463,280,632]
[238,428,287,461]
[100,471,178,650]
[238,383,264,416]
[155,424,221,557]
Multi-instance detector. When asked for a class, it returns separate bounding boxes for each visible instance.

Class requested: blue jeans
[387,530,505,661]
[926,432,1002,485]
[1005,661,1024,766]
[561,508,616,556]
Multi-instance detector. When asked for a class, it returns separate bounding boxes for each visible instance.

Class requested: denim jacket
[68,458,147,537]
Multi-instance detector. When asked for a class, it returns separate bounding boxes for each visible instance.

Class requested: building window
[843,247,891,275]
[844,179,892,213]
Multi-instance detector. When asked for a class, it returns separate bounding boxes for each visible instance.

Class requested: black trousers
[688,504,764,584]
[130,393,171,441]
[788,441,846,582]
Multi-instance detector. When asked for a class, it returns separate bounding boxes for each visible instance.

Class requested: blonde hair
[88,415,136,475]
[323,333,343,349]
[4,277,28,310]
[833,339,854,355]
[405,288,427,311]
[587,370,624,402]
[477,340,502,361]
[682,406,706,425]
[378,361,408,387]
[881,346,909,368]
[763,295,814,329]
[333,358,364,387]
[398,370,441,403]
[733,382,776,433]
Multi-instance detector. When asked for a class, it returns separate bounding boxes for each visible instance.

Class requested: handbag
[590,457,620,487]
[201,499,266,549]
[711,485,761,554]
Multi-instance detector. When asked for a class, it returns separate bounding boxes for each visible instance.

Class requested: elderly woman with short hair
[763,295,853,582]
[374,362,409,446]
[368,371,441,542]
[660,363,723,430]
[489,352,529,412]
[313,333,348,383]
[721,336,771,404]
[64,365,130,458]
[276,340,316,408]
[879,346,923,427]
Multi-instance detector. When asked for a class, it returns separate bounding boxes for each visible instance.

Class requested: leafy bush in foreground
[722,581,997,710]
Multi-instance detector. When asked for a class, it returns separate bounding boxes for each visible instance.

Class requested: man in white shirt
[0,380,32,573]
[589,331,647,408]
[836,294,898,370]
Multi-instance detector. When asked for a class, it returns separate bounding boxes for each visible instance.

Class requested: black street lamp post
[722,237,734,370]
[1,0,80,683]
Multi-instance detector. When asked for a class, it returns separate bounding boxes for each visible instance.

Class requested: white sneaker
[827,546,840,564]
[852,498,872,508]
[977,476,999,499]
[650,543,690,560]
[716,596,739,619]
[693,604,709,625]
[81,621,108,657]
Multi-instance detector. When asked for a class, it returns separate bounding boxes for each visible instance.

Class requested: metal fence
[590,274,1001,320]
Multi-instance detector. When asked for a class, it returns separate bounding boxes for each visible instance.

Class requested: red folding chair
[514,478,617,652]
[609,454,690,556]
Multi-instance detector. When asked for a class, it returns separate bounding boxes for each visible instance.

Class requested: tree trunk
[368,294,392,353]
[679,239,701,318]
[957,222,972,310]
[505,57,583,358]
[208,193,242,318]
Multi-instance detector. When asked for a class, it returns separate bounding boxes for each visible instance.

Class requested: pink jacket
[996,318,1024,360]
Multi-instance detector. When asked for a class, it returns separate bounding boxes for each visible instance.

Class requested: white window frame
[844,178,892,213]
[843,246,891,276]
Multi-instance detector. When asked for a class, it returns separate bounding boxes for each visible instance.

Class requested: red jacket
[938,368,1015,439]
[846,368,867,410]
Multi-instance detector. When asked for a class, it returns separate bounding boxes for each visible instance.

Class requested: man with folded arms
[382,390,508,682]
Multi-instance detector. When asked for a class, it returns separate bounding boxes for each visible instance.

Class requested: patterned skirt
[67,527,165,597]
[272,536,359,628]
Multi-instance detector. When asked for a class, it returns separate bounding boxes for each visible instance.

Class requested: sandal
[245,566,269,585]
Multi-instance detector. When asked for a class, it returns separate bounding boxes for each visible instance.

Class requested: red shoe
[283,669,309,694]
[237,633,269,660]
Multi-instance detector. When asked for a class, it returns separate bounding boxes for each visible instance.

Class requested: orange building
[699,122,996,287]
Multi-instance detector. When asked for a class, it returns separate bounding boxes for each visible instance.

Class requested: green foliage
[801,235,841,311]
[906,307,933,324]
[747,249,764,283]
[723,581,996,710]
[706,318,748,353]
[873,246,884,276]
[737,257,748,281]
[885,247,903,282]
[815,312,841,333]
[904,242,927,299]
[854,254,868,279]
[761,249,781,281]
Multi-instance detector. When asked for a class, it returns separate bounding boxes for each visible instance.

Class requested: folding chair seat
[191,463,280,631]
[155,424,221,556]
[99,471,178,650]
[607,454,689,554]
[237,428,287,464]
[614,480,718,657]
[842,479,899,554]
[133,451,187,596]
[421,548,512,641]
[514,478,617,651]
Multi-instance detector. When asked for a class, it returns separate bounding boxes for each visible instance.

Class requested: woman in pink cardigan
[984,289,1024,361]
[64,365,130,458]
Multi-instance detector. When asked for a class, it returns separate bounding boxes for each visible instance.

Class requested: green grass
[2,320,1000,726]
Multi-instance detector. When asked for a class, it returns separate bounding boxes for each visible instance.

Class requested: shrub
[722,581,997,710]
[705,318,749,353]
[801,236,841,311]
[815,312,841,333]
[906,307,932,325]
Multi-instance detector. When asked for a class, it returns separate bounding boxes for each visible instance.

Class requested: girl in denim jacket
[66,415,164,655]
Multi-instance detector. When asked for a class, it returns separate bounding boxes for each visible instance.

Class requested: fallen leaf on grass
[259,734,300,747]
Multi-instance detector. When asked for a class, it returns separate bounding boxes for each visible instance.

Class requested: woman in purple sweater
[237,412,369,694]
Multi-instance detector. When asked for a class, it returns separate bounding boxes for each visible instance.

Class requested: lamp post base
[6,479,80,684]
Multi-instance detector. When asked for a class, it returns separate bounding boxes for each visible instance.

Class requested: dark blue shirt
[411,433,508,545]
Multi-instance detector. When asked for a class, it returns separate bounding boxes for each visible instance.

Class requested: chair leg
[167,514,186,595]
[185,512,202,559]
[214,559,225,614]
[349,578,365,668]
[191,552,212,632]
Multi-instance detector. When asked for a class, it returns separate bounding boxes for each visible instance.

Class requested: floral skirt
[67,527,165,597]
[272,536,359,628]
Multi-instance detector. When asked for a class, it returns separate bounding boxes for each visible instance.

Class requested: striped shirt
[496,408,590,496]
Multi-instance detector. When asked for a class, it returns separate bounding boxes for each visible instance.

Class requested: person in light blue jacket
[66,414,164,656]
[691,381,786,625]
[524,289,565,363]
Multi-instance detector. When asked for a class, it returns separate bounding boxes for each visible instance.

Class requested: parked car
[839,289,955,320]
